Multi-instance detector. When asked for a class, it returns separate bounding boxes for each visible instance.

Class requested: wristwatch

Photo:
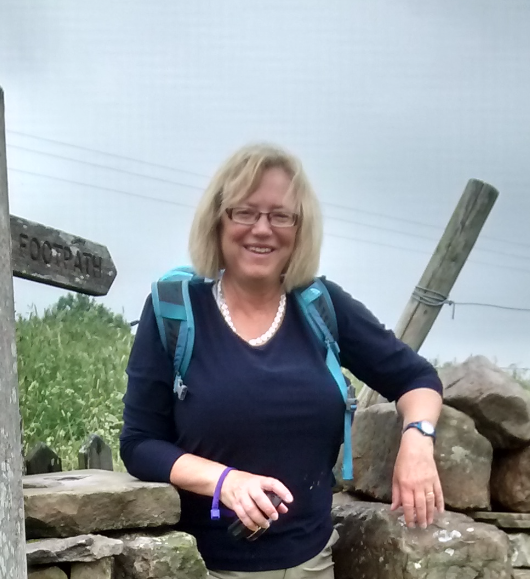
[403,420,436,442]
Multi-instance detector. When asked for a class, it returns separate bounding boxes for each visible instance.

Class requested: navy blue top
[120,279,442,571]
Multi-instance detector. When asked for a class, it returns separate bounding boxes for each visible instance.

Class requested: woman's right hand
[220,470,293,532]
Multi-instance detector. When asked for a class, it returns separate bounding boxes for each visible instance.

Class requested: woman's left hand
[390,431,444,528]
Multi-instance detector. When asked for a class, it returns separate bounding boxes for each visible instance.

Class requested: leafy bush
[17,293,134,470]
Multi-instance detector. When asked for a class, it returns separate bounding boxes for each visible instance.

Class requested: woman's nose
[251,213,273,233]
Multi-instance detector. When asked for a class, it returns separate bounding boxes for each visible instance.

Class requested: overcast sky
[1,0,529,369]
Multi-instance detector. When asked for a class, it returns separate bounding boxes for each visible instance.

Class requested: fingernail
[421,523,427,529]
[408,523,416,529]
[270,512,278,521]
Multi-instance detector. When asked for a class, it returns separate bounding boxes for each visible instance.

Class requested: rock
[492,447,530,512]
[332,501,512,579]
[78,434,113,471]
[507,533,530,567]
[514,571,530,579]
[26,534,123,565]
[115,531,208,579]
[471,511,530,530]
[28,567,68,579]
[435,404,492,510]
[71,557,114,579]
[332,444,355,493]
[332,492,361,508]
[440,356,530,448]
[352,403,492,510]
[25,442,62,475]
[24,469,180,539]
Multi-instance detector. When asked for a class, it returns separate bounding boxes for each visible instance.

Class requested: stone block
[440,356,530,449]
[332,501,512,579]
[492,446,530,512]
[115,531,208,579]
[78,434,113,471]
[71,557,114,579]
[472,512,530,530]
[28,567,68,579]
[25,442,62,475]
[27,534,123,565]
[508,533,530,567]
[23,469,180,538]
[351,403,492,510]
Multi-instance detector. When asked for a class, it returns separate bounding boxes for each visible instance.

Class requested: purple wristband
[211,467,235,520]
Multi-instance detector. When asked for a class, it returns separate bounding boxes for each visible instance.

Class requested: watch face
[420,421,435,435]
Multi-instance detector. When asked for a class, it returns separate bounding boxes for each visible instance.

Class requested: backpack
[151,266,357,480]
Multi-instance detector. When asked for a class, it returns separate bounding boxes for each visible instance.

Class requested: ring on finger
[426,491,435,499]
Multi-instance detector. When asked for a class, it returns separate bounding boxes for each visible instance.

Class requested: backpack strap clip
[174,376,188,401]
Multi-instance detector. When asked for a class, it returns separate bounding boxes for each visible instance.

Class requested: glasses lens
[231,208,258,224]
[270,212,295,227]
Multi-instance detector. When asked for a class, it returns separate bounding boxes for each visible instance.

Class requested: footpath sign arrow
[11,216,117,296]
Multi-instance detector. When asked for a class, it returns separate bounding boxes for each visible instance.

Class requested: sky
[1,0,529,370]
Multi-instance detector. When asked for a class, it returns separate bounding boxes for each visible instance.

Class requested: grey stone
[513,571,530,579]
[492,446,530,512]
[71,557,114,579]
[332,491,361,508]
[472,512,530,530]
[352,403,492,510]
[78,434,113,471]
[440,356,530,449]
[115,531,208,579]
[28,567,68,579]
[26,534,123,565]
[508,533,530,568]
[25,442,62,475]
[23,469,180,539]
[332,501,512,579]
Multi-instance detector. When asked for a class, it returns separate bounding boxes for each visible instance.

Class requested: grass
[17,294,134,471]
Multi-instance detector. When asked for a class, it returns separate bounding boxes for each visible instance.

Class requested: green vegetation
[17,294,134,470]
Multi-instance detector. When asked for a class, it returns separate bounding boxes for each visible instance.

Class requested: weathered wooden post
[0,87,27,579]
[358,178,499,407]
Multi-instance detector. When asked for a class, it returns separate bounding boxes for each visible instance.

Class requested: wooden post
[358,179,499,407]
[0,87,27,578]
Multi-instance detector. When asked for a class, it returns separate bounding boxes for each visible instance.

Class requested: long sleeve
[120,296,187,482]
[323,279,443,401]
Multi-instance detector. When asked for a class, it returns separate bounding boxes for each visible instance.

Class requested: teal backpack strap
[151,267,200,401]
[294,278,357,481]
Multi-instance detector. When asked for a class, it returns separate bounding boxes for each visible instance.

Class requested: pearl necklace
[217,280,286,346]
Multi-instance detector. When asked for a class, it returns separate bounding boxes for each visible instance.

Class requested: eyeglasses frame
[225,207,299,228]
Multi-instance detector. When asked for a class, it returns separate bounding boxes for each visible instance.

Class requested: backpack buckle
[346,396,357,414]
[174,376,188,401]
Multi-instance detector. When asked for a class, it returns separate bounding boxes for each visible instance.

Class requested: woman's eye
[272,212,290,223]
[235,209,255,218]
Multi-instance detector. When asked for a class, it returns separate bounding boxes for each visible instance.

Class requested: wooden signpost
[0,87,117,578]
[11,215,116,296]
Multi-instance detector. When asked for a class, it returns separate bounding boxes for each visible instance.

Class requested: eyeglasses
[226,207,299,228]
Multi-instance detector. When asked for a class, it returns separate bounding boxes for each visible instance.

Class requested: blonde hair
[188,143,323,292]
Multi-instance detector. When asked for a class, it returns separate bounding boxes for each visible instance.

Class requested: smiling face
[219,167,298,288]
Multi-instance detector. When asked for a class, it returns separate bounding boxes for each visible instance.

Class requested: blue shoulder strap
[151,266,201,401]
[294,278,357,481]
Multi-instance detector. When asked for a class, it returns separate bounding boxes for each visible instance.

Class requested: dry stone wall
[24,470,207,579]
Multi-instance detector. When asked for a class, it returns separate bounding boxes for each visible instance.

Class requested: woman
[120,143,444,578]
